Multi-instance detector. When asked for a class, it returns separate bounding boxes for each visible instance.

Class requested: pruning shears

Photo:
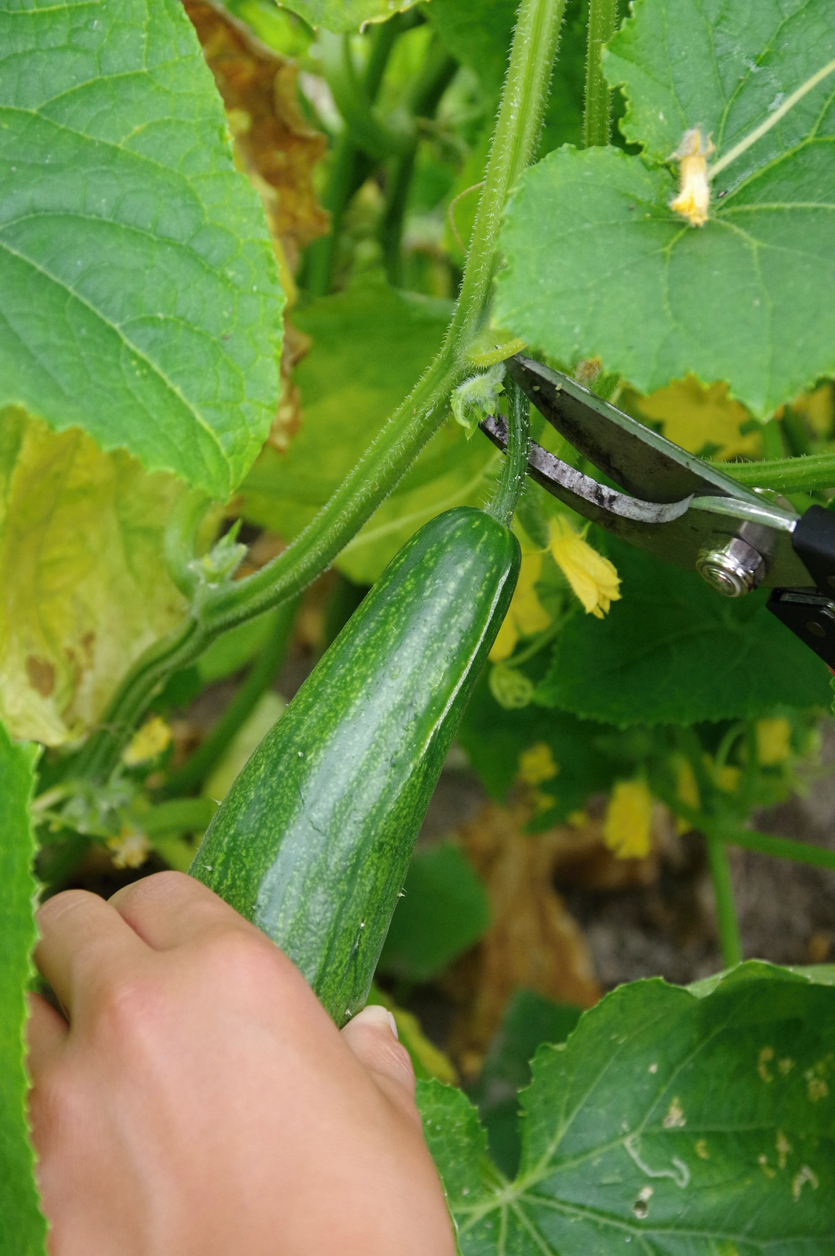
[481,355,835,669]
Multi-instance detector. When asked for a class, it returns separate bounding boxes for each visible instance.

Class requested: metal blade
[506,355,767,507]
[480,415,811,589]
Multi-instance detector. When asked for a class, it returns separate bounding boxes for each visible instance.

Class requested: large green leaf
[0,410,189,746]
[495,0,835,417]
[419,962,835,1254]
[0,724,46,1256]
[535,535,832,727]
[241,277,497,583]
[0,0,284,498]
[377,841,490,983]
[280,0,420,34]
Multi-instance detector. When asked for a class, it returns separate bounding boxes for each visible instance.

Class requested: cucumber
[190,506,519,1024]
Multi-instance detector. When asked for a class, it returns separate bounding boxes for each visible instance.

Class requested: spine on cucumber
[190,506,519,1025]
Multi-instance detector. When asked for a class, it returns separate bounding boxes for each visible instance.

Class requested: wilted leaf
[185,1,328,265]
[496,0,835,416]
[446,802,599,1059]
[0,724,46,1256]
[241,277,497,582]
[0,0,284,497]
[420,962,835,1253]
[536,534,832,727]
[0,411,189,746]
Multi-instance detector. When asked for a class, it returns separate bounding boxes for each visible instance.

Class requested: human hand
[27,871,456,1256]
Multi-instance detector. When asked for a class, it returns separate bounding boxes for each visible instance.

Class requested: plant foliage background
[1,0,835,1250]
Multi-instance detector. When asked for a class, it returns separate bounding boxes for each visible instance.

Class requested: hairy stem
[157,597,299,799]
[73,0,567,784]
[583,0,618,147]
[488,379,530,526]
[718,451,835,493]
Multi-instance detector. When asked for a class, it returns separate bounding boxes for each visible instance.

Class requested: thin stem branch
[488,379,530,526]
[583,0,618,147]
[157,597,298,798]
[717,451,835,493]
[71,0,568,784]
[705,831,743,967]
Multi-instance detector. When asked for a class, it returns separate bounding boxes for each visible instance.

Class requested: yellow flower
[603,779,653,859]
[489,552,552,661]
[107,827,151,870]
[669,126,714,227]
[518,742,559,786]
[548,517,621,619]
[756,718,792,767]
[122,715,172,766]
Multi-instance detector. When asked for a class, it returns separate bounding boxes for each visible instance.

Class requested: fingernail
[357,1003,399,1038]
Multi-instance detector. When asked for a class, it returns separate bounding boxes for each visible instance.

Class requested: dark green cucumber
[190,506,519,1024]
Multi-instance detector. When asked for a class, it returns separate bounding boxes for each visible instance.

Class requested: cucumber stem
[488,378,530,527]
[71,0,568,784]
[583,0,618,147]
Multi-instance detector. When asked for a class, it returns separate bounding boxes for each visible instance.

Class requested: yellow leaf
[548,516,621,619]
[756,717,793,767]
[122,716,172,767]
[793,383,834,438]
[0,411,190,745]
[518,742,559,786]
[603,780,653,859]
[636,377,761,461]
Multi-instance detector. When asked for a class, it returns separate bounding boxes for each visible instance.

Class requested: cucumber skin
[190,507,520,1025]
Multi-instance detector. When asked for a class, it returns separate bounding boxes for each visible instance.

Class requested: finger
[25,992,68,1079]
[342,1004,417,1115]
[34,889,147,1024]
[109,870,258,951]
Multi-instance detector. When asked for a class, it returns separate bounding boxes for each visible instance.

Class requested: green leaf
[241,277,497,582]
[0,0,284,497]
[0,410,190,745]
[468,991,582,1179]
[495,0,835,417]
[0,724,46,1256]
[280,0,421,34]
[535,535,832,727]
[377,841,490,983]
[420,962,835,1254]
[458,672,621,820]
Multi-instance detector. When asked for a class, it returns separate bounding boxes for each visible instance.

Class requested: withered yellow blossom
[122,714,172,766]
[489,552,552,661]
[548,517,621,619]
[107,827,151,870]
[756,717,792,766]
[669,127,715,227]
[603,779,653,859]
[518,742,559,786]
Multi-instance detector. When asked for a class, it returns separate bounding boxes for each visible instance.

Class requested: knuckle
[92,969,164,1045]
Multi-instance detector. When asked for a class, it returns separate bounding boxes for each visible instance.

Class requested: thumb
[341,1004,418,1117]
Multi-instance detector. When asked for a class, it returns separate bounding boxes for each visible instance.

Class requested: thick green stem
[157,597,298,798]
[705,832,743,967]
[718,451,835,493]
[583,0,618,147]
[72,0,567,784]
[488,379,530,527]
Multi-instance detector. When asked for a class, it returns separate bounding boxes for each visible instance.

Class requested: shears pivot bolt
[696,537,766,597]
